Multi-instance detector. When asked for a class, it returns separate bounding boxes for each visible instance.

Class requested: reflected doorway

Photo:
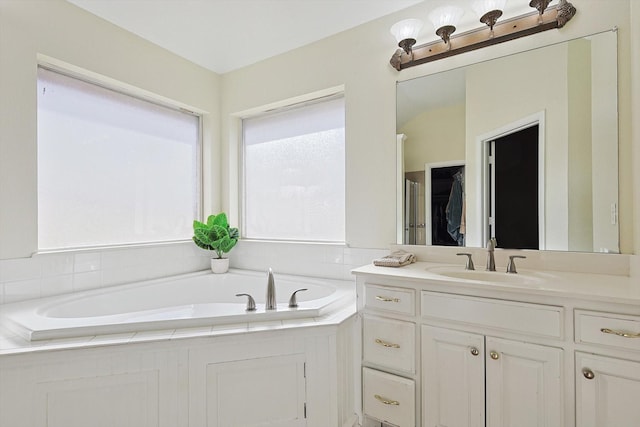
[486,124,540,249]
[425,161,465,246]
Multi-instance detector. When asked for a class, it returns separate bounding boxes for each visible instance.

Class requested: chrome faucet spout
[486,238,497,271]
[266,268,276,310]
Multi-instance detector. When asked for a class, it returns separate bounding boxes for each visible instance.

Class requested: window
[37,66,200,250]
[242,95,345,242]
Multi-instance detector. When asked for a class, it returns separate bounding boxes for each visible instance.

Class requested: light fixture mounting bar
[393,4,576,71]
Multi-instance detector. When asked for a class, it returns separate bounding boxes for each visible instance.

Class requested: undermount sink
[427,266,551,285]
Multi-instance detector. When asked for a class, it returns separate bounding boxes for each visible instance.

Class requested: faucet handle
[487,238,497,250]
[506,255,526,274]
[288,288,308,308]
[456,253,475,270]
[236,293,256,311]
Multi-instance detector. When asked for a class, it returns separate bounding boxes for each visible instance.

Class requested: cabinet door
[204,354,306,427]
[422,326,485,427]
[485,337,562,427]
[576,352,640,427]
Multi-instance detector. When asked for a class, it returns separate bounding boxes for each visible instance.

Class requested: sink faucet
[506,255,526,274]
[486,238,497,271]
[266,268,276,310]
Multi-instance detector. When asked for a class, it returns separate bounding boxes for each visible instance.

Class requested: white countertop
[352,261,640,305]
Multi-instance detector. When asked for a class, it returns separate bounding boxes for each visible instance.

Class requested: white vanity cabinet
[354,263,640,427]
[574,310,640,427]
[422,326,563,427]
[421,292,564,427]
[360,284,417,427]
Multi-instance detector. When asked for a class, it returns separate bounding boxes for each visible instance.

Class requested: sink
[427,266,550,285]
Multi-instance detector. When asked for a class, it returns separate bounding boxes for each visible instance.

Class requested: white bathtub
[0,269,354,341]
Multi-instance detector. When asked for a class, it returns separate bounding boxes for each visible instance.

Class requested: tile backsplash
[0,241,388,305]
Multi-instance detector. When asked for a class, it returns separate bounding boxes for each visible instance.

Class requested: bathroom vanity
[353,261,640,427]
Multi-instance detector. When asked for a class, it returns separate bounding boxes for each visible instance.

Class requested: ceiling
[66,0,424,74]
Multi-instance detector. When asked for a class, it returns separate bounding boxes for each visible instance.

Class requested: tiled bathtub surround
[0,241,387,305]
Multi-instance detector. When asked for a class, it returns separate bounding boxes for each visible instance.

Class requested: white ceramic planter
[210,257,229,274]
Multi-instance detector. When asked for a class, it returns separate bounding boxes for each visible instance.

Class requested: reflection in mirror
[397,30,619,253]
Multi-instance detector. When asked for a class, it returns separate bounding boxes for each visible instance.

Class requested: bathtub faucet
[266,268,276,310]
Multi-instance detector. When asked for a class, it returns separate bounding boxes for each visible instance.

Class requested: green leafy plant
[192,213,239,259]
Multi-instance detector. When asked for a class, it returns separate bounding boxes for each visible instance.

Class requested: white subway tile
[74,252,102,273]
[324,246,345,264]
[73,271,102,292]
[0,257,42,282]
[39,253,74,277]
[101,264,154,287]
[3,278,41,303]
[41,274,74,297]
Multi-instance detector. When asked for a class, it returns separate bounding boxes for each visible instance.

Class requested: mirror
[397,30,619,253]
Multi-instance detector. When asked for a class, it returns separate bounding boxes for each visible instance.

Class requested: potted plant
[192,213,239,273]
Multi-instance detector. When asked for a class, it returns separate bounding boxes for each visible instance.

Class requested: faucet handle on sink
[506,255,526,274]
[456,253,475,271]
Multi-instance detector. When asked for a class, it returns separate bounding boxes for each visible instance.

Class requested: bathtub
[0,269,354,341]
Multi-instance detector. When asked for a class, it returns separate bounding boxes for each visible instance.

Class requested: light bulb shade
[472,0,507,17]
[428,6,464,29]
[390,19,424,43]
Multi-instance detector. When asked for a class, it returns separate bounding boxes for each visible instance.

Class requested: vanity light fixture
[529,0,552,23]
[389,0,577,71]
[472,0,507,34]
[390,19,424,56]
[428,6,465,49]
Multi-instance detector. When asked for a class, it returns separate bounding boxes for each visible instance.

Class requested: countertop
[352,261,640,305]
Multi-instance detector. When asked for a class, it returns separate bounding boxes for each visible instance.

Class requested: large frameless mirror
[397,30,619,253]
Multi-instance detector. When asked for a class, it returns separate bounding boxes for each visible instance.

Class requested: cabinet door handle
[375,338,400,348]
[375,295,400,303]
[470,347,480,356]
[601,328,640,338]
[582,368,595,380]
[374,394,400,406]
[490,351,500,360]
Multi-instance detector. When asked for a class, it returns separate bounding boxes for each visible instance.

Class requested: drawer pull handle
[374,394,400,406]
[375,338,400,348]
[600,328,640,338]
[470,347,480,356]
[375,295,400,303]
[582,368,595,380]
[490,351,500,360]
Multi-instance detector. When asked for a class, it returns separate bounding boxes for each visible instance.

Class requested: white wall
[399,103,466,172]
[221,0,635,255]
[0,0,220,260]
[0,0,221,302]
[590,34,620,253]
[631,0,640,278]
[464,44,569,249]
[567,39,593,252]
[0,0,637,303]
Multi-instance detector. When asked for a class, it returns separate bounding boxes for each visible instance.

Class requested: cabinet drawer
[363,367,415,427]
[421,291,563,339]
[575,310,640,352]
[363,316,415,373]
[364,284,415,316]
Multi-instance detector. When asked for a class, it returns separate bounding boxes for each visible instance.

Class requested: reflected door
[488,125,539,249]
